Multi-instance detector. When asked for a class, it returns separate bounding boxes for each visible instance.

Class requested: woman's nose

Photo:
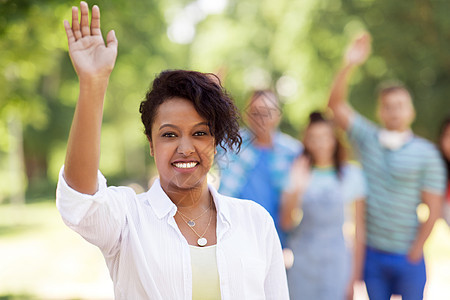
[177,137,195,156]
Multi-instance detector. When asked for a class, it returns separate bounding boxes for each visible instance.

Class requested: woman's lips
[172,161,199,170]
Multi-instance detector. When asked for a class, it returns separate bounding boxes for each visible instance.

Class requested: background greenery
[1,0,449,206]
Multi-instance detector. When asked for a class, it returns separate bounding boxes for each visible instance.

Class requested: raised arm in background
[328,33,371,130]
[63,1,118,194]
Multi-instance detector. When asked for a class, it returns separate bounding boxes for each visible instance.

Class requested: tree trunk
[8,111,26,205]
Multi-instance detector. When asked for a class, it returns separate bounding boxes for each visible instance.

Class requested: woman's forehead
[153,97,207,127]
[306,122,333,135]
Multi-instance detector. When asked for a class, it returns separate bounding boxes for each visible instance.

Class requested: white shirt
[56,167,289,300]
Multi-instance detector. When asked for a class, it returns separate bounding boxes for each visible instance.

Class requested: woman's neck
[163,181,211,211]
[313,157,334,168]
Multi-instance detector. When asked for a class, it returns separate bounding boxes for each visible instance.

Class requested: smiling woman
[56,2,289,299]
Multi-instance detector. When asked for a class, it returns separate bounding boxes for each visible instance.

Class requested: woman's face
[441,124,450,161]
[150,97,216,192]
[304,122,337,164]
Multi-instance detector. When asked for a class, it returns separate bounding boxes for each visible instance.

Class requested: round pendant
[187,220,195,227]
[197,237,207,247]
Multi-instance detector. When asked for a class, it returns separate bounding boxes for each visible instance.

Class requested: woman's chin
[164,175,207,191]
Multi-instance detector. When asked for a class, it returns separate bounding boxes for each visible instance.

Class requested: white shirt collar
[145,178,231,229]
[378,129,414,150]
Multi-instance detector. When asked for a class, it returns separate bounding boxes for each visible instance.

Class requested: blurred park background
[0,0,449,299]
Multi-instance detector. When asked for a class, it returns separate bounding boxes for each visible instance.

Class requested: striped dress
[348,113,446,254]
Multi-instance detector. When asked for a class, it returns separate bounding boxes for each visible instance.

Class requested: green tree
[1,0,448,202]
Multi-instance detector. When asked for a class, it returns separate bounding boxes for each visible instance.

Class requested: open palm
[345,33,371,66]
[64,2,118,79]
[288,155,311,193]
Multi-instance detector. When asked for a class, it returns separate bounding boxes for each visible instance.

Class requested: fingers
[344,32,371,65]
[67,2,111,42]
[291,156,310,177]
[360,32,372,42]
[90,5,101,36]
[106,30,118,50]
[64,20,76,45]
[359,34,371,56]
[298,155,311,167]
[69,2,102,40]
[71,6,82,40]
[80,1,90,37]
[355,32,371,49]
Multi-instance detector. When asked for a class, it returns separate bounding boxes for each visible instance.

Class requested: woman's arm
[346,198,366,300]
[280,190,303,232]
[63,2,118,194]
[279,156,310,231]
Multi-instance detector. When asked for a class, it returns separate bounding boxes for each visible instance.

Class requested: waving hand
[64,1,118,79]
[344,33,371,67]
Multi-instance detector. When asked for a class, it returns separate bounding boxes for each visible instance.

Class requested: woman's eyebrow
[193,121,209,127]
[158,124,179,131]
[159,122,208,131]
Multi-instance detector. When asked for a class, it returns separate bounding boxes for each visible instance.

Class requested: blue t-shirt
[238,148,285,245]
[216,130,302,247]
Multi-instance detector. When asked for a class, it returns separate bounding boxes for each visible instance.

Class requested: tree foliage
[0,0,448,201]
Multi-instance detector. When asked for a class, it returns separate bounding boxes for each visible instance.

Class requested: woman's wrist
[78,75,110,101]
[284,183,306,196]
[79,73,111,86]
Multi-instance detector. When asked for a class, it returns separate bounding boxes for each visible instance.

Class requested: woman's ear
[147,136,154,157]
[150,144,154,157]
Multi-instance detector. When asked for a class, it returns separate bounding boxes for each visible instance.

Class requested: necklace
[176,200,212,228]
[178,206,214,247]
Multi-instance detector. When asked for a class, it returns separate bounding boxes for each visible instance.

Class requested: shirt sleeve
[263,214,289,299]
[343,164,368,203]
[56,166,132,255]
[347,112,380,148]
[420,148,447,195]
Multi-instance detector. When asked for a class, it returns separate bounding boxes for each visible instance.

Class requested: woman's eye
[194,131,207,136]
[162,132,176,138]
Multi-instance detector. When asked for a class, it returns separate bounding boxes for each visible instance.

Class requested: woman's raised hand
[64,2,118,80]
[287,155,311,194]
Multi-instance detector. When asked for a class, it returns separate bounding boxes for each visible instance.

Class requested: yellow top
[190,245,221,300]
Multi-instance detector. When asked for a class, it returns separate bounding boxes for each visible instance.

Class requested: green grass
[0,202,113,299]
[0,295,37,300]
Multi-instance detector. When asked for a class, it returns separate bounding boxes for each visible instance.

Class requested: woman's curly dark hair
[139,70,242,153]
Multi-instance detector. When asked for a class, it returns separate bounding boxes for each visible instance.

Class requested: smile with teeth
[173,162,198,169]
